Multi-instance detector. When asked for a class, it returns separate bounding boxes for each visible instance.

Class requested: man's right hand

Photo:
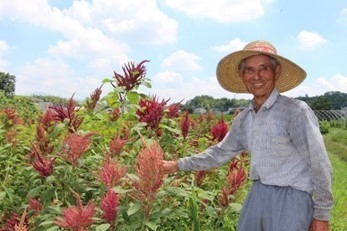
[162,160,179,174]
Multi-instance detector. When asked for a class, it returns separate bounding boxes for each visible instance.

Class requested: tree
[310,96,332,110]
[0,72,16,98]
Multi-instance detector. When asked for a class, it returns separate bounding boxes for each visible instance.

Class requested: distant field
[324,128,347,230]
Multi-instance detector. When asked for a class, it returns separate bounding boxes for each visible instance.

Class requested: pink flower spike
[55,192,95,231]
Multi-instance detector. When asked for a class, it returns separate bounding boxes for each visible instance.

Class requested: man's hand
[310,219,329,231]
[162,160,179,174]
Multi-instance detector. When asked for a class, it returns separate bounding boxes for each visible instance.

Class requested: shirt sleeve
[288,104,333,221]
[178,120,245,171]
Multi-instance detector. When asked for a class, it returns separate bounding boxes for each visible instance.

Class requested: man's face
[240,54,281,100]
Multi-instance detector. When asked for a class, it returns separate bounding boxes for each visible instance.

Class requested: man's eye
[244,68,254,74]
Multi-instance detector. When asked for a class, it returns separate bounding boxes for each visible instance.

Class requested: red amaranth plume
[97,156,127,188]
[112,60,149,91]
[109,136,128,157]
[29,143,56,177]
[195,170,206,187]
[136,95,169,130]
[1,213,21,231]
[55,191,95,231]
[49,94,83,133]
[60,133,94,165]
[130,137,164,219]
[85,85,103,111]
[31,152,55,178]
[29,198,43,214]
[100,189,120,227]
[38,108,57,132]
[108,107,121,122]
[218,167,246,208]
[35,123,54,154]
[180,110,190,140]
[210,117,229,142]
[0,107,24,130]
[166,101,182,118]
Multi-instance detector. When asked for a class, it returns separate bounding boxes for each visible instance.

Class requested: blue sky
[0,0,346,104]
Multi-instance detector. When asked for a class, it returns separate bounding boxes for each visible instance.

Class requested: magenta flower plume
[218,167,246,208]
[101,189,120,225]
[136,95,169,130]
[180,110,190,140]
[131,139,164,219]
[29,198,43,214]
[210,117,229,142]
[112,60,149,91]
[60,133,94,165]
[97,156,127,188]
[38,108,57,132]
[109,136,128,157]
[30,144,55,177]
[55,192,95,231]
[166,101,182,118]
[85,85,103,111]
[49,94,83,133]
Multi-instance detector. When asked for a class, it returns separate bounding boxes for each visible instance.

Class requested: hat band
[246,45,276,54]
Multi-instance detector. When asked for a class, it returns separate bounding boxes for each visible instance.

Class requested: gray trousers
[237,181,314,231]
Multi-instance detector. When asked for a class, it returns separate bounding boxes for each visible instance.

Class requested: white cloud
[0,40,9,53]
[15,57,100,99]
[212,38,247,53]
[164,0,270,22]
[284,74,347,98]
[0,40,10,70]
[297,30,327,50]
[0,0,177,69]
[154,71,183,83]
[161,50,202,72]
[337,8,347,23]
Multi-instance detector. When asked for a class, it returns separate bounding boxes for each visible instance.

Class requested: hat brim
[216,50,307,93]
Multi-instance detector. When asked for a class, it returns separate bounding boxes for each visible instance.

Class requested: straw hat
[216,40,306,93]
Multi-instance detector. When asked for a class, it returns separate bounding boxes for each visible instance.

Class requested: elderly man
[163,40,333,231]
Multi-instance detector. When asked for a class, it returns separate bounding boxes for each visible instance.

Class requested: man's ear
[275,64,282,80]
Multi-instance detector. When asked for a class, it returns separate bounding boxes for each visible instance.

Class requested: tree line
[1,71,346,113]
[181,91,347,113]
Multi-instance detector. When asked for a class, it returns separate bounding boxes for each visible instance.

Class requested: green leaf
[126,91,140,104]
[145,221,158,230]
[39,220,55,226]
[127,202,141,216]
[142,81,152,89]
[4,187,14,203]
[40,187,56,203]
[27,185,44,198]
[164,186,189,197]
[95,224,111,231]
[102,77,114,83]
[0,191,6,201]
[229,203,242,212]
[49,123,66,138]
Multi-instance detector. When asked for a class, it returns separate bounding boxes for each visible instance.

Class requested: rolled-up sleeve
[289,106,333,221]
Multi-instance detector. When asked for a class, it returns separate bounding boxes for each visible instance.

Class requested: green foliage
[0,72,15,98]
[319,120,330,134]
[323,130,347,230]
[1,61,345,230]
[183,95,250,113]
[297,91,347,110]
[31,94,72,105]
[0,63,248,230]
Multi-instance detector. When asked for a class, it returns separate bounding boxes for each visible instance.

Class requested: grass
[323,128,347,231]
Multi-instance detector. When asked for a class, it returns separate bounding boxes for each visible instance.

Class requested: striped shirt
[178,89,333,221]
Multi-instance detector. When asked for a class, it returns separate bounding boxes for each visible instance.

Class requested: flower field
[0,61,249,230]
[1,60,346,231]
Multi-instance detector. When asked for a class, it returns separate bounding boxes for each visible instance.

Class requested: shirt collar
[249,89,279,110]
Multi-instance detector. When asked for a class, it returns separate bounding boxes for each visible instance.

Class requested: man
[163,40,333,231]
